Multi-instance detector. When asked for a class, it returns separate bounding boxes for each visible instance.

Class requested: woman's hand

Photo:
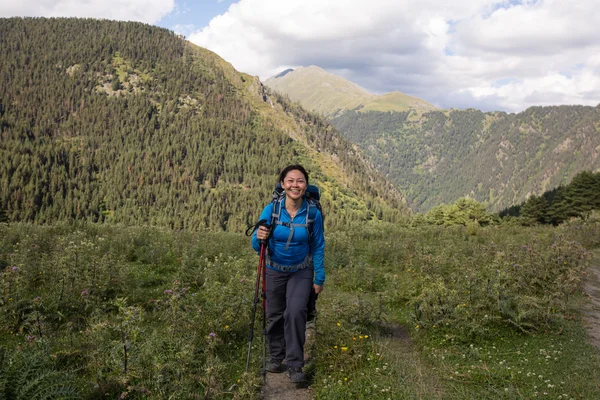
[313,284,323,294]
[256,225,270,241]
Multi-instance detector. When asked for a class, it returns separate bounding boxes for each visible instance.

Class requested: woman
[252,164,325,384]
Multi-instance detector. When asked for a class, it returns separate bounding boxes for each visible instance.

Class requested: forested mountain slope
[331,107,600,212]
[265,66,437,117]
[0,17,410,231]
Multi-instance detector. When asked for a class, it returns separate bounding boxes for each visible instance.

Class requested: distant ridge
[330,105,600,212]
[265,65,437,117]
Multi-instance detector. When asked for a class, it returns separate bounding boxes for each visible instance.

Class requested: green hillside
[0,17,410,231]
[264,65,437,117]
[330,107,600,212]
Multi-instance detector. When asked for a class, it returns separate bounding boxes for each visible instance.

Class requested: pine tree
[520,195,549,225]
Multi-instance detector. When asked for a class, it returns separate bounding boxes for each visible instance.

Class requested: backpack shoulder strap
[306,199,316,236]
[271,197,284,226]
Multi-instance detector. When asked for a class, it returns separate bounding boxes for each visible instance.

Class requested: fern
[0,346,82,400]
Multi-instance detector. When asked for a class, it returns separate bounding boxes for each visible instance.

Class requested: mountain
[0,17,410,231]
[264,66,437,117]
[330,107,600,212]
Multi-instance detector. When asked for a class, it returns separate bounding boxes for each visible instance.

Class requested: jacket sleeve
[251,203,273,252]
[310,210,326,286]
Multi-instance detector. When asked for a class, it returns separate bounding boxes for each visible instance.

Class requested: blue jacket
[252,199,325,286]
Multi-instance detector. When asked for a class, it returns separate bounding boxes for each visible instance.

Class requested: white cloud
[0,0,175,24]
[2,0,598,112]
[189,0,600,112]
[172,24,196,38]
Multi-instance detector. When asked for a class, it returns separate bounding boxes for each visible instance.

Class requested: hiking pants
[265,266,313,368]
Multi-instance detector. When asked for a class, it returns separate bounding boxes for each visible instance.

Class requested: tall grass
[0,220,599,399]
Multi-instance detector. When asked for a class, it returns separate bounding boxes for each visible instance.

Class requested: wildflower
[344,377,348,381]
[225,325,230,330]
[337,322,341,327]
[365,335,369,339]
[353,337,356,341]
[334,345,338,349]
[209,332,215,338]
[11,266,18,272]
[164,289,173,295]
[359,335,364,339]
[341,347,348,351]
[81,290,89,296]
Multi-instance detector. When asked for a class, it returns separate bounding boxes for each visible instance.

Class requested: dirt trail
[379,322,444,399]
[261,371,313,400]
[261,326,316,400]
[260,321,442,400]
[582,251,600,349]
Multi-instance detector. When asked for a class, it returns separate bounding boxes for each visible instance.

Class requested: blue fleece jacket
[252,198,325,286]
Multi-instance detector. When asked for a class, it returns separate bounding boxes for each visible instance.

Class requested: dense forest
[500,170,600,224]
[330,106,600,212]
[0,17,410,231]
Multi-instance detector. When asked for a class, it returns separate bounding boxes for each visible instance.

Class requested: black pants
[265,266,313,368]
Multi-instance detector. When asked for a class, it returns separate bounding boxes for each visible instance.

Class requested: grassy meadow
[1,219,599,399]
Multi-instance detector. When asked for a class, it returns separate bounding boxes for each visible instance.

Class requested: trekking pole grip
[257,220,270,245]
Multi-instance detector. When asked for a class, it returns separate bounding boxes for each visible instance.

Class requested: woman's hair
[278,164,309,184]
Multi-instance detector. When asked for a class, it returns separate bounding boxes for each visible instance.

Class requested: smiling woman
[252,164,325,384]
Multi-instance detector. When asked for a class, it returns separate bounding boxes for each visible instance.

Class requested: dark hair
[278,164,309,184]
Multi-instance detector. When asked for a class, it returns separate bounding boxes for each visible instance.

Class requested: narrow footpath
[260,321,441,399]
[261,326,315,400]
[582,251,600,350]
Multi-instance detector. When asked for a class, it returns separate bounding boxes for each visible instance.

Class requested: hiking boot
[287,366,307,383]
[266,360,286,373]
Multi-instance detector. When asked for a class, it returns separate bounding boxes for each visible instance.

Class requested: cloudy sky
[2,0,599,112]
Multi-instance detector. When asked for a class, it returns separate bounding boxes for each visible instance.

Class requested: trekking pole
[245,240,266,373]
[260,241,268,383]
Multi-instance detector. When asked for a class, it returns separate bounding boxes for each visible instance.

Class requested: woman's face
[281,169,307,201]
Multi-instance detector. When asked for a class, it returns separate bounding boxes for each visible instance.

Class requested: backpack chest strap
[274,220,309,250]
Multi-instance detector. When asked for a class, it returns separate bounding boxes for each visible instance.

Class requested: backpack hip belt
[266,253,313,273]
